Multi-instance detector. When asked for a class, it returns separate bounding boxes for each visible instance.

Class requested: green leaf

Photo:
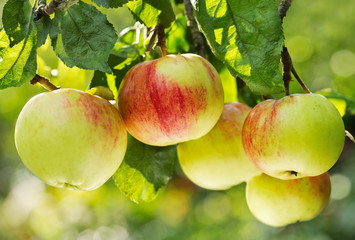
[128,0,175,27]
[2,0,32,47]
[166,14,191,54]
[113,134,176,203]
[0,27,37,89]
[110,43,143,88]
[51,1,117,73]
[35,15,51,48]
[91,0,128,8]
[90,70,108,88]
[192,0,284,95]
[91,42,143,93]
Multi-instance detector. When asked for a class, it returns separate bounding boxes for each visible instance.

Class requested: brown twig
[184,0,205,57]
[31,74,60,91]
[156,24,167,56]
[280,47,311,94]
[146,27,158,52]
[34,0,75,21]
[280,47,292,96]
[278,0,293,23]
[278,0,310,94]
[291,67,311,94]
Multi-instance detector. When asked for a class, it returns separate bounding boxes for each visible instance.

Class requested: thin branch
[184,0,205,57]
[146,27,158,52]
[280,47,292,96]
[278,0,293,23]
[281,47,311,94]
[156,24,167,56]
[33,0,39,9]
[291,67,311,94]
[31,74,60,91]
[34,0,76,21]
[345,130,355,143]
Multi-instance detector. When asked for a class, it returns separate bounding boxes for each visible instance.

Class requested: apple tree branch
[184,0,205,57]
[34,0,77,21]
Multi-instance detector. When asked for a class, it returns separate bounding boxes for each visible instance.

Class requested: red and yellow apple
[246,173,331,227]
[118,54,224,146]
[242,94,345,179]
[15,89,127,191]
[177,102,261,190]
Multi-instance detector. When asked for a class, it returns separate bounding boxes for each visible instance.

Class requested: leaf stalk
[31,74,60,91]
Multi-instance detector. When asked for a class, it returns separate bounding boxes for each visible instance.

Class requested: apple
[177,102,261,190]
[242,93,345,179]
[246,173,331,227]
[118,53,224,146]
[15,89,127,191]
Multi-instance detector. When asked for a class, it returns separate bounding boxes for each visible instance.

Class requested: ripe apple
[15,89,127,191]
[118,53,224,146]
[177,102,261,190]
[242,93,345,179]
[246,173,331,227]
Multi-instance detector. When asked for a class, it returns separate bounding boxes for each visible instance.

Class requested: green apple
[118,53,224,146]
[246,173,331,227]
[242,93,345,179]
[177,102,261,190]
[15,89,127,191]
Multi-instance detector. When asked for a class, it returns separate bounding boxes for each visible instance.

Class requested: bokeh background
[1,0,355,239]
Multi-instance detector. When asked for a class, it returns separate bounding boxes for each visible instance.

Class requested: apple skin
[246,173,331,227]
[118,54,224,146]
[177,102,261,190]
[242,93,345,179]
[15,89,127,191]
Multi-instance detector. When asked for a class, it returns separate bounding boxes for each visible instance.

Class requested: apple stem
[157,24,167,56]
[291,67,311,94]
[345,130,355,143]
[281,47,292,96]
[280,47,311,95]
[31,74,60,91]
[278,2,311,95]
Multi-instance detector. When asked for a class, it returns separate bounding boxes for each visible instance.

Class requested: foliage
[192,0,284,95]
[113,134,176,203]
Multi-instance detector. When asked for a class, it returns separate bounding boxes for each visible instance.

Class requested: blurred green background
[1,0,355,239]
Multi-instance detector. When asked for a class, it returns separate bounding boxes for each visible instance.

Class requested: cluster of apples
[177,82,344,227]
[15,53,345,227]
[179,94,344,227]
[14,54,223,191]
